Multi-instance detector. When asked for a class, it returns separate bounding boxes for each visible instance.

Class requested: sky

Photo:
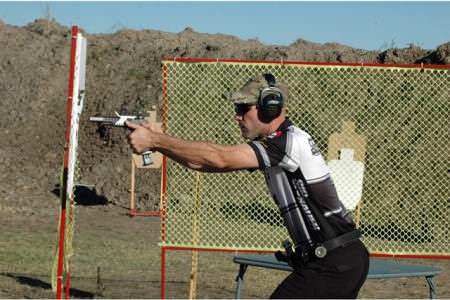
[0,1,449,51]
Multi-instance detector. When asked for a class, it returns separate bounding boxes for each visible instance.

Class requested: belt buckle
[314,245,327,258]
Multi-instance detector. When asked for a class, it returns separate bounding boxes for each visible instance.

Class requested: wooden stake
[189,173,202,299]
[189,250,199,300]
[354,200,364,229]
[130,157,136,211]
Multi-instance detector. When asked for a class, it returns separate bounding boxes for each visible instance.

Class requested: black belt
[276,229,361,267]
[313,229,361,258]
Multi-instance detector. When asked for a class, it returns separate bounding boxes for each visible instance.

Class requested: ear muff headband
[258,73,284,122]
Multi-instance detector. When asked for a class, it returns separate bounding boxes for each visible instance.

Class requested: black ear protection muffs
[257,73,284,123]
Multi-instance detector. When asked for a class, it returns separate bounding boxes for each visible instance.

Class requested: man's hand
[126,121,157,154]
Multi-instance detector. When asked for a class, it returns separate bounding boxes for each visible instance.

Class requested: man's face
[234,103,262,139]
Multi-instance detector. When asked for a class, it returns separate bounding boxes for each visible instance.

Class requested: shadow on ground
[4,273,95,298]
[52,184,109,206]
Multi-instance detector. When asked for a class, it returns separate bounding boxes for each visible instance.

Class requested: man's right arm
[127,121,259,172]
[157,140,259,173]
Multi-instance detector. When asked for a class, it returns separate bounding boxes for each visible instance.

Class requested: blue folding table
[233,254,441,299]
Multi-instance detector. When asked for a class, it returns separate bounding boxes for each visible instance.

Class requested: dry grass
[0,205,448,299]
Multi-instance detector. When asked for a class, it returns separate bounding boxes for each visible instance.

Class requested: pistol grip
[142,151,153,166]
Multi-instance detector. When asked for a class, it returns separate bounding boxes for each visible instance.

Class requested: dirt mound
[0,19,448,213]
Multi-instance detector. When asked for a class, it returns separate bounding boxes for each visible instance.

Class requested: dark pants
[270,240,369,299]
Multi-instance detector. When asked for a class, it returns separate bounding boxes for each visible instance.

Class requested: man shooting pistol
[125,74,369,298]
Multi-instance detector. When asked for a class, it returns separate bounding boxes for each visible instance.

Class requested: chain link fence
[160,59,449,257]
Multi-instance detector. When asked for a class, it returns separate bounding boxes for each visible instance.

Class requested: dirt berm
[1,19,449,214]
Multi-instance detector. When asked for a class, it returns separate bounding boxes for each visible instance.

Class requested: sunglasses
[234,104,255,116]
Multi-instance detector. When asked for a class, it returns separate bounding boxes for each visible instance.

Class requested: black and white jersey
[248,119,355,251]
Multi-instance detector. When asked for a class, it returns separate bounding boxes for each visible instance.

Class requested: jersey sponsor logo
[308,138,321,156]
[268,130,283,139]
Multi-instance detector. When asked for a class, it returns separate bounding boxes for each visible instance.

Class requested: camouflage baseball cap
[226,74,288,105]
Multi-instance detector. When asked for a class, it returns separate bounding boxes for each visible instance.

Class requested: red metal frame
[160,62,169,244]
[162,245,275,254]
[162,56,450,70]
[127,210,161,217]
[160,63,170,299]
[56,25,79,300]
[160,247,166,299]
[371,252,450,260]
[158,56,449,298]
